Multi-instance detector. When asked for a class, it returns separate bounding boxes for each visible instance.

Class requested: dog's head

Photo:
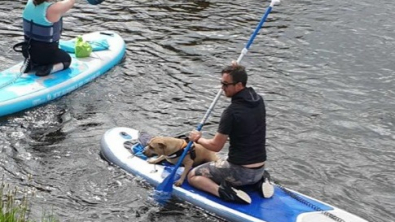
[143,137,167,157]
[143,136,184,157]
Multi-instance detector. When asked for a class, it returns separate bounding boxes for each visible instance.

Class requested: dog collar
[166,140,191,159]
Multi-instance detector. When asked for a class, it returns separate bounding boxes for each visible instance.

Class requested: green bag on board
[75,36,92,58]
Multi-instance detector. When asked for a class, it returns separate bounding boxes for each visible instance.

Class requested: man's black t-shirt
[218,87,266,165]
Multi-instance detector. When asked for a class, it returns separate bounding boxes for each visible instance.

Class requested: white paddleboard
[100,127,368,222]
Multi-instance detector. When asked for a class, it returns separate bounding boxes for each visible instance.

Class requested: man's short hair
[221,65,248,87]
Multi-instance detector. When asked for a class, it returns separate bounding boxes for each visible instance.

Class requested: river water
[1,0,394,222]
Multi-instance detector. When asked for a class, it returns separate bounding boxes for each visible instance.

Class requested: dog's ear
[158,142,166,150]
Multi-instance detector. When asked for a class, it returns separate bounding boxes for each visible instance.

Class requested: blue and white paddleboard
[0,31,125,117]
[100,127,368,222]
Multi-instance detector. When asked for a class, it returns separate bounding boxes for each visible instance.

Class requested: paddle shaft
[156,0,278,194]
[181,0,277,160]
[236,1,275,64]
[167,88,222,171]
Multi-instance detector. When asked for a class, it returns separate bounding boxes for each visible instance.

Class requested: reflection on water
[1,0,394,221]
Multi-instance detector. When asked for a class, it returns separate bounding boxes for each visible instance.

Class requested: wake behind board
[0,31,125,118]
[100,127,368,222]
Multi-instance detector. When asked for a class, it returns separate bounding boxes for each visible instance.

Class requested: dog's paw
[174,180,184,187]
[147,159,157,164]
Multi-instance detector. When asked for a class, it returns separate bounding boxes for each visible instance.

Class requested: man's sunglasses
[221,81,237,87]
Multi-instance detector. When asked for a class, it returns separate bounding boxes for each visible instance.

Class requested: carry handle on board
[154,0,281,202]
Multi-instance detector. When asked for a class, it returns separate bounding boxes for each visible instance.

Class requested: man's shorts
[193,158,265,186]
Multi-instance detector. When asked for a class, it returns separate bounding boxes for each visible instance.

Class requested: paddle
[86,0,105,5]
[154,0,281,201]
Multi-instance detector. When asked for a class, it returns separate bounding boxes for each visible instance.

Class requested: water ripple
[1,0,394,221]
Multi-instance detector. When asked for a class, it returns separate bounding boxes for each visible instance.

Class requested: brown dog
[143,136,218,186]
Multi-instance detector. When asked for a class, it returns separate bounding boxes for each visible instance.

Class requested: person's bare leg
[188,170,220,197]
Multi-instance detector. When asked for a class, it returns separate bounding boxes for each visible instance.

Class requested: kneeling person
[188,64,274,204]
[21,0,75,76]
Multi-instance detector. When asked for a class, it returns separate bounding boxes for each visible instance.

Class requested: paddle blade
[156,170,175,192]
[153,189,172,204]
[154,170,177,202]
[86,0,105,5]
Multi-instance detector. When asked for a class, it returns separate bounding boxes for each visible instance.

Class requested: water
[1,0,394,221]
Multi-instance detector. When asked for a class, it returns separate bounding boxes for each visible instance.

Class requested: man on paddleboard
[20,0,75,76]
[188,64,274,204]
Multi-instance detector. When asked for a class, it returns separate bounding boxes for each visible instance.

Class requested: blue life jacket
[22,0,63,43]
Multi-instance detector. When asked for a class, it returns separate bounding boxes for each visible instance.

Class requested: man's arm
[190,131,228,153]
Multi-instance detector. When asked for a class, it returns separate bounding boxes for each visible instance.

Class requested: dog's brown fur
[143,136,218,186]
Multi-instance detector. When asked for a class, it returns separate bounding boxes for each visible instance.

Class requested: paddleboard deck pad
[100,127,368,222]
[0,31,125,117]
